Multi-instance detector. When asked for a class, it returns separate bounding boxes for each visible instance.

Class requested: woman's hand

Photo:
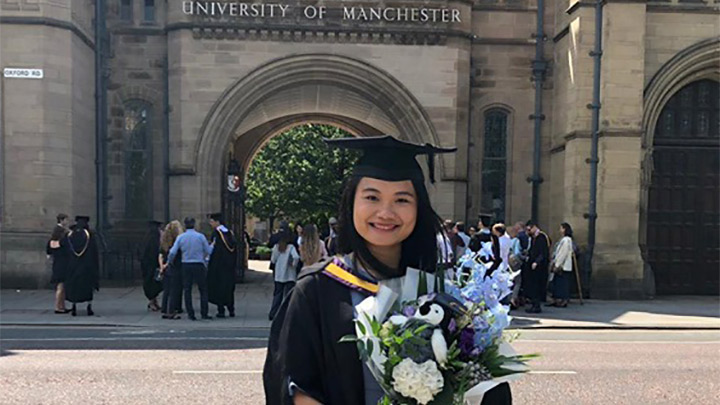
[294,392,322,405]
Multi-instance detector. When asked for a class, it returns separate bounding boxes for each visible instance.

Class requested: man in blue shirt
[168,217,213,320]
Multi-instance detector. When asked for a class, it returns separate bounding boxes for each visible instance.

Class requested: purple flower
[458,327,476,357]
[448,318,457,334]
[402,305,416,317]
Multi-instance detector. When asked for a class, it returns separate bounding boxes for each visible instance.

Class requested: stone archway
[194,53,442,215]
[640,38,720,294]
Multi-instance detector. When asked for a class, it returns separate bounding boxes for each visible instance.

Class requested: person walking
[47,213,71,313]
[268,230,299,321]
[63,216,100,316]
[167,217,212,321]
[299,224,328,269]
[525,220,551,313]
[549,222,574,307]
[141,220,163,312]
[207,213,237,318]
[159,220,184,319]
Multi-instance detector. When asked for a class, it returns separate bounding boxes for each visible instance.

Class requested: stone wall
[0,1,95,288]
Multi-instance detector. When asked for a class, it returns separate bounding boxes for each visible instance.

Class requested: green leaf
[357,321,367,336]
[338,335,358,344]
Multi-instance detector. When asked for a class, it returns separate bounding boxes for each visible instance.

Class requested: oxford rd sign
[182,1,462,23]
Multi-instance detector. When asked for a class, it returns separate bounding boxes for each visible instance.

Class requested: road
[1,326,718,404]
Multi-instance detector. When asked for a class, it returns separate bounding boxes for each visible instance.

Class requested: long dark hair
[336,176,443,276]
[561,222,573,238]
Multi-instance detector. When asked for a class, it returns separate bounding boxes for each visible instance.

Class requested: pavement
[1,260,719,330]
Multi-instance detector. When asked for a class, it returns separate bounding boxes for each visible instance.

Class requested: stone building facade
[1,0,718,297]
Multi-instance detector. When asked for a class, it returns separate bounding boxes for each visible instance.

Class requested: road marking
[173,370,262,374]
[516,340,720,344]
[0,337,268,342]
[528,370,577,375]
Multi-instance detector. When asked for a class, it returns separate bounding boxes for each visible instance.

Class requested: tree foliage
[245,124,360,228]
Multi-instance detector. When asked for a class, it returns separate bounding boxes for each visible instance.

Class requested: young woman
[549,222,574,307]
[47,213,70,313]
[263,136,511,405]
[298,224,328,268]
[141,220,163,312]
[159,220,184,319]
[268,230,300,321]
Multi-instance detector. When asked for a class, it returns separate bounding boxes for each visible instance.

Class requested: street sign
[3,68,43,79]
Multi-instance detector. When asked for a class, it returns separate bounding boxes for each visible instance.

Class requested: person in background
[492,223,512,272]
[268,230,299,321]
[468,226,477,238]
[47,213,71,313]
[436,222,454,271]
[159,220,184,319]
[299,224,328,268]
[63,216,100,317]
[207,213,237,318]
[469,213,493,252]
[525,220,551,313]
[453,221,471,260]
[294,223,304,248]
[549,222,574,308]
[294,223,304,273]
[325,217,340,256]
[268,221,290,249]
[167,217,213,321]
[507,222,530,309]
[141,220,163,312]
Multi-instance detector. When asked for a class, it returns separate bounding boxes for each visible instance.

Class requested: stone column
[591,1,647,298]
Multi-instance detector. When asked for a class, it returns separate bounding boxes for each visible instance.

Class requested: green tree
[245,124,360,229]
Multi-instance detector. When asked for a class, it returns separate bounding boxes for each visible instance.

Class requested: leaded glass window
[481,110,508,222]
[123,101,152,219]
[655,79,720,140]
[120,0,133,21]
[144,0,155,22]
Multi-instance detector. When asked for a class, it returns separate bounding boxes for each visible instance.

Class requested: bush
[255,246,272,255]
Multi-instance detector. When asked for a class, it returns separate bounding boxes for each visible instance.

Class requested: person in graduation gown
[47,213,71,313]
[207,213,238,318]
[63,216,100,316]
[141,220,163,312]
[263,135,512,405]
[525,220,551,314]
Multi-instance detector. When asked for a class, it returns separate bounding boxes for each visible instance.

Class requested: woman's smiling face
[353,177,417,250]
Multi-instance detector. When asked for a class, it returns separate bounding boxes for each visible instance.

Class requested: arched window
[123,100,153,219]
[481,109,509,222]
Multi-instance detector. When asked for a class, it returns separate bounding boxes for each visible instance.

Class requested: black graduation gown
[63,229,100,303]
[263,263,512,405]
[141,229,163,300]
[47,226,70,283]
[527,231,551,302]
[207,228,237,306]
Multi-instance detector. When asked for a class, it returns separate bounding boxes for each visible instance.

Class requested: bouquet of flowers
[341,251,536,405]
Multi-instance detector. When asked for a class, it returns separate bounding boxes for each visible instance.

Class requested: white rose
[391,358,444,405]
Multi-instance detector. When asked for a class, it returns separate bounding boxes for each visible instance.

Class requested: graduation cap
[323,135,456,183]
[75,215,90,222]
[478,213,493,227]
[208,212,223,222]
